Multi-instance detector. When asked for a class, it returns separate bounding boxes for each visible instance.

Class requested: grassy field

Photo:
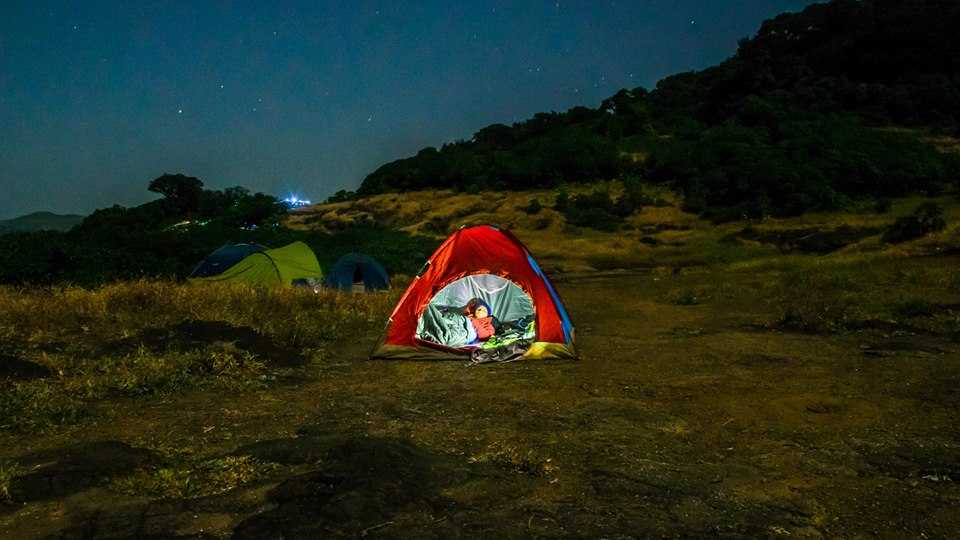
[1,192,959,538]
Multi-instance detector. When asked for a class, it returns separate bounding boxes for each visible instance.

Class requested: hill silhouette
[354,0,960,219]
[0,212,84,234]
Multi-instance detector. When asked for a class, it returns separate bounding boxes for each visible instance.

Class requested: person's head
[464,298,490,319]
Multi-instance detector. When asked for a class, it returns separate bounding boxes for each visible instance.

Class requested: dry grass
[290,186,960,276]
[0,281,394,350]
[0,282,399,431]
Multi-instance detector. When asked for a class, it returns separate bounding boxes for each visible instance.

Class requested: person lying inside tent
[463,298,502,342]
[417,297,500,348]
[416,295,535,350]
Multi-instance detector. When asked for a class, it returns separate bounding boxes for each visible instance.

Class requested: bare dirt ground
[2,262,958,539]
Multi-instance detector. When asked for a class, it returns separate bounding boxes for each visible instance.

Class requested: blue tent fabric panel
[526,253,573,343]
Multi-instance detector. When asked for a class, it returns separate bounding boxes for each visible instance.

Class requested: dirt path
[2,272,959,538]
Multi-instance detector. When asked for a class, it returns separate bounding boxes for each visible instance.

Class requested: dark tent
[190,243,266,278]
[325,253,390,291]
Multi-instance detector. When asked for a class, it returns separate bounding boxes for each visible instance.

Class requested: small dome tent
[370,225,575,361]
[190,243,266,278]
[325,253,390,291]
[189,241,323,288]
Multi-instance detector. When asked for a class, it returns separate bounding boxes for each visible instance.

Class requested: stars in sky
[0,1,819,218]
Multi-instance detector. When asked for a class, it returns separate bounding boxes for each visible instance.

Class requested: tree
[226,193,286,227]
[148,173,204,214]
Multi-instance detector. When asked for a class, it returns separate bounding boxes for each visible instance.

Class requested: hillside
[289,186,960,273]
[0,212,84,234]
[348,0,960,219]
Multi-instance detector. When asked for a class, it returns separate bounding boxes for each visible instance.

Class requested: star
[219,84,224,89]
[177,109,183,114]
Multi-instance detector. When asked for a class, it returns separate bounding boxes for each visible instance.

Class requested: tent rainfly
[190,243,266,278]
[189,241,323,288]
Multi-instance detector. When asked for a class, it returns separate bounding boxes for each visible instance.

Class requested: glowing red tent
[370,225,576,360]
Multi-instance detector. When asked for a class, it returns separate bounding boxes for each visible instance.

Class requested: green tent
[189,241,323,287]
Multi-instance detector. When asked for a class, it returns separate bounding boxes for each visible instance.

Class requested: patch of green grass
[68,348,269,399]
[0,382,88,432]
[113,455,281,499]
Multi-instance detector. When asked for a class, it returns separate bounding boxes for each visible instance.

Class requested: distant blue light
[282,194,312,208]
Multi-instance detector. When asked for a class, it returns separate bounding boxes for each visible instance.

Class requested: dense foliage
[555,177,663,231]
[648,107,957,219]
[350,0,960,218]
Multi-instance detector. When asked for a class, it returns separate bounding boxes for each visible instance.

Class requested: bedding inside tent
[415,274,535,349]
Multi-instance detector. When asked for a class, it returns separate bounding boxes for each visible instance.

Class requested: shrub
[882,203,947,243]
[553,183,653,231]
[520,198,543,215]
[648,111,956,218]
[893,299,935,319]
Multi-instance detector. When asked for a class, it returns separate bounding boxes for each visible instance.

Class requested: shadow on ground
[98,320,306,367]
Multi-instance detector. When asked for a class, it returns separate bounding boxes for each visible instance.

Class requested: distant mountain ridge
[0,211,85,233]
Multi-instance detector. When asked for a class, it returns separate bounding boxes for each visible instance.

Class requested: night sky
[0,1,818,219]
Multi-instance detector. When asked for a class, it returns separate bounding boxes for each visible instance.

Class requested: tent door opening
[415,274,535,350]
